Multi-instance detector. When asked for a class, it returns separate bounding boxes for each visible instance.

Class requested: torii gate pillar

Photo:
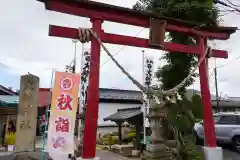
[35,1,237,160]
[198,37,223,160]
[81,19,102,159]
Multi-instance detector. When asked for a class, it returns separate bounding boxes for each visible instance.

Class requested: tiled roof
[104,107,142,122]
[0,89,51,108]
[99,88,141,100]
[186,89,240,107]
[211,100,240,107]
[0,95,18,108]
[1,88,240,109]
[0,85,17,95]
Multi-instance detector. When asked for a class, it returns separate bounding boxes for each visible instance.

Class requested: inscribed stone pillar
[15,74,39,152]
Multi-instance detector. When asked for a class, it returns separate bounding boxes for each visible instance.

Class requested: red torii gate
[37,0,237,159]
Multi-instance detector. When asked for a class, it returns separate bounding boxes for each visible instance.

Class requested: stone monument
[142,96,177,160]
[15,74,39,152]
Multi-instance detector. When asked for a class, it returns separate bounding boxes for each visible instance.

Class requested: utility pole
[66,40,78,160]
[71,39,78,138]
[65,39,77,73]
[214,59,220,112]
[72,39,77,73]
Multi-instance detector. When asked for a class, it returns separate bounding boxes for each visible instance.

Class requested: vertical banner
[79,51,91,113]
[47,72,80,154]
[142,57,154,128]
[78,51,91,141]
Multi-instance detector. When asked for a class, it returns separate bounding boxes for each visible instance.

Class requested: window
[236,108,240,112]
[213,116,221,123]
[217,115,239,125]
[227,108,235,112]
[222,108,228,112]
[222,108,235,112]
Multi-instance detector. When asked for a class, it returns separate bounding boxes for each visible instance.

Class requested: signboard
[47,72,80,154]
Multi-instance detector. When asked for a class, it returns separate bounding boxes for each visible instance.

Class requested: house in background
[0,88,50,138]
[0,86,18,142]
[1,85,240,136]
[37,88,142,134]
[0,85,17,95]
[186,89,240,113]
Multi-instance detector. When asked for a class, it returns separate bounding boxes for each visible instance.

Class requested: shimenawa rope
[77,27,211,97]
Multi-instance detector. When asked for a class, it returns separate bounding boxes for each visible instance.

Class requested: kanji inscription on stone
[20,119,31,129]
[15,74,39,152]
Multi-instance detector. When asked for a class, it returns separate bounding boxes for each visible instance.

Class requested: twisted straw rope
[77,27,211,97]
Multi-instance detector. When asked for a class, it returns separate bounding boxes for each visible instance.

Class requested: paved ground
[218,145,240,160]
[195,144,240,160]
[0,149,239,160]
[96,150,138,160]
[0,140,239,160]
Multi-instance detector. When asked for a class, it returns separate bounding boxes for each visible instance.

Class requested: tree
[133,0,218,159]
[16,89,20,95]
[191,94,203,120]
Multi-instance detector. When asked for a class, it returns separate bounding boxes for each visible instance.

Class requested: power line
[64,28,145,73]
[216,56,240,69]
[100,28,145,67]
[206,56,240,88]
[226,0,240,8]
[214,0,240,13]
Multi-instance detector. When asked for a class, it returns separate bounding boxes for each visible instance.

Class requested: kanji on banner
[142,56,154,128]
[47,72,80,154]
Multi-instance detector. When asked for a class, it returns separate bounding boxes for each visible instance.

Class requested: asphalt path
[196,144,240,160]
[212,144,240,160]
[0,145,239,160]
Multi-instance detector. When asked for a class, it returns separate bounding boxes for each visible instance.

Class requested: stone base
[111,144,134,156]
[146,144,166,152]
[165,140,177,148]
[203,146,223,160]
[132,150,140,157]
[0,147,6,152]
[0,151,53,160]
[77,157,100,160]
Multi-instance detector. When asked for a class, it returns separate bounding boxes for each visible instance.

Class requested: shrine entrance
[37,0,237,159]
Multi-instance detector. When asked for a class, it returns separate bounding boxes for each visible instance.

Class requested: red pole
[198,37,217,147]
[82,19,102,159]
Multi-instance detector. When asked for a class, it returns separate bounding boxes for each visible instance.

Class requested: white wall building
[96,88,142,134]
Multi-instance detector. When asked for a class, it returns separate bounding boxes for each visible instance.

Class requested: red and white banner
[47,72,80,154]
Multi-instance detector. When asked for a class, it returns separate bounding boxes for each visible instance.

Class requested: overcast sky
[0,0,240,97]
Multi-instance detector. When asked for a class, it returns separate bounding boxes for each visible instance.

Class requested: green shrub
[195,119,202,123]
[5,132,16,145]
[99,134,118,145]
[181,136,204,160]
[127,132,136,137]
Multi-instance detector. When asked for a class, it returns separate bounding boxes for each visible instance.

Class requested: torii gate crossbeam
[37,0,237,159]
